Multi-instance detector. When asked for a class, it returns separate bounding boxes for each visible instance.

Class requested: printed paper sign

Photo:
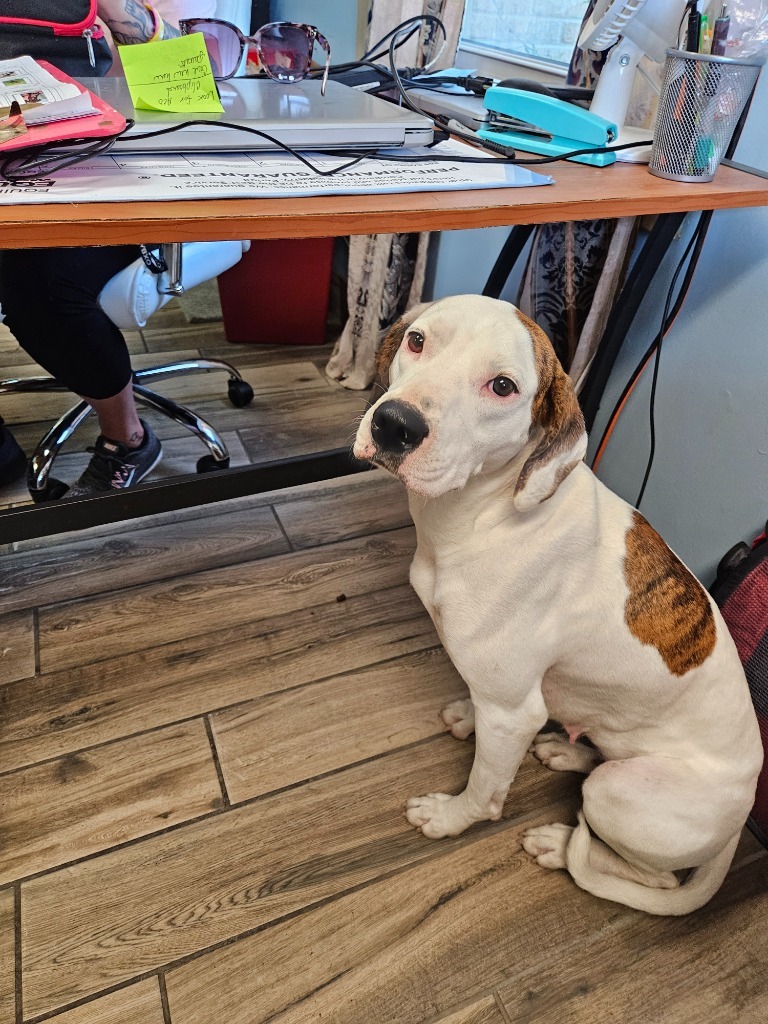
[118,35,223,113]
[0,141,554,205]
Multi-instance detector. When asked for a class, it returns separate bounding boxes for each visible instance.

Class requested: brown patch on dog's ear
[625,511,716,675]
[513,312,587,511]
[370,302,431,402]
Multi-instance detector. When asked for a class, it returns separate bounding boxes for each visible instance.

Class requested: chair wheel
[228,379,254,408]
[30,477,69,502]
[197,455,230,473]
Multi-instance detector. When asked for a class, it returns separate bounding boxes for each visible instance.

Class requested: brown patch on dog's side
[624,511,716,675]
[514,311,585,500]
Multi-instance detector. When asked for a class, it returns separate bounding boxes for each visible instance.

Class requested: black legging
[0,245,142,400]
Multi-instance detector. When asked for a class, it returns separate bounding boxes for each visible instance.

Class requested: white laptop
[80,77,435,153]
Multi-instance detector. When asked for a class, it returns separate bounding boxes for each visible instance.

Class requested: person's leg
[87,381,144,448]
[0,245,144,446]
[0,245,163,495]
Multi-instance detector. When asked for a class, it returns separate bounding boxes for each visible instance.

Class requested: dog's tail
[565,811,739,916]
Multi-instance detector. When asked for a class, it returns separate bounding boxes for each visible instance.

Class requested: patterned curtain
[325,0,466,390]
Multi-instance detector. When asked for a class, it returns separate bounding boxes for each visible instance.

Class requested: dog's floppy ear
[513,313,587,512]
[370,302,432,401]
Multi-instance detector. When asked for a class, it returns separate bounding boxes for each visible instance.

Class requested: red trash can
[217,237,334,345]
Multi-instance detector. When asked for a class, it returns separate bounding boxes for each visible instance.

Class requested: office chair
[0,240,255,502]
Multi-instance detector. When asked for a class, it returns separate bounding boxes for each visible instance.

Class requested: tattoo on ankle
[128,429,144,447]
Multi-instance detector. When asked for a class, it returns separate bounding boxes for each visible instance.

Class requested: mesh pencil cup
[649,48,763,183]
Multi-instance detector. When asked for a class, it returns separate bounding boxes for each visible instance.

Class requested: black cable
[361,15,447,62]
[634,211,712,508]
[0,112,652,183]
[369,21,646,163]
[369,139,651,163]
[591,210,713,471]
[0,119,376,182]
[0,125,130,181]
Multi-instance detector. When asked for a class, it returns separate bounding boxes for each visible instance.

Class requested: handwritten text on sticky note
[119,34,223,113]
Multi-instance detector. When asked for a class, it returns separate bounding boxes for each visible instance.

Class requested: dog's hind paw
[529,732,601,774]
[406,793,471,839]
[441,698,475,740]
[522,823,573,870]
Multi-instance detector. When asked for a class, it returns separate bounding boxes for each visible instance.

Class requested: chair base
[0,359,254,502]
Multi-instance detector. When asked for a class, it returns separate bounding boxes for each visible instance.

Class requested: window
[459,0,586,68]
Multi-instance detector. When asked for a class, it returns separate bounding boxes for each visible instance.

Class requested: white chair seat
[98,239,250,329]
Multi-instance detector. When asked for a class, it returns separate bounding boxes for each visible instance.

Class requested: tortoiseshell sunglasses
[179,18,332,96]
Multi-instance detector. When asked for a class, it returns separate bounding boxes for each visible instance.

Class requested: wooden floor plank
[141,361,331,405]
[11,472,386,553]
[20,739,579,1018]
[237,387,368,464]
[0,888,15,1024]
[164,793,637,1024]
[114,385,367,454]
[496,851,768,1024]
[0,610,34,686]
[436,999,507,1024]
[211,647,467,802]
[36,530,416,673]
[41,978,165,1024]
[273,470,410,549]
[0,721,221,886]
[433,996,507,1024]
[1,585,436,776]
[1,505,287,615]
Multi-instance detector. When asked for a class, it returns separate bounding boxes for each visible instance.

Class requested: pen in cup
[711,4,730,56]
[686,1,701,52]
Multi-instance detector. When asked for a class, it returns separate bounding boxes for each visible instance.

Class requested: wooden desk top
[1,158,767,248]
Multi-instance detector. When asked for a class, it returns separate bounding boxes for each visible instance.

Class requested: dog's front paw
[521,823,573,870]
[406,793,470,839]
[441,698,475,740]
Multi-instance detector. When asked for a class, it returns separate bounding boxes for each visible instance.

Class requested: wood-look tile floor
[1,302,768,1024]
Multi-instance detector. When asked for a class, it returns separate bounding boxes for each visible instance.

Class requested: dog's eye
[406,330,424,353]
[491,376,518,397]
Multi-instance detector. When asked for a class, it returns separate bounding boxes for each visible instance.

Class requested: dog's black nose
[371,400,429,454]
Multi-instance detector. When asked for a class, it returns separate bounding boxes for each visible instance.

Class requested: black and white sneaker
[66,419,162,499]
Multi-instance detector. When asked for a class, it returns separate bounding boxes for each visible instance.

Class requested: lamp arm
[589,35,646,128]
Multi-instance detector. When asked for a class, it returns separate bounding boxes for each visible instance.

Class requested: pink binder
[0,59,126,152]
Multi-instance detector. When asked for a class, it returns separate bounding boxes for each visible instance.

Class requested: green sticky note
[119,34,223,113]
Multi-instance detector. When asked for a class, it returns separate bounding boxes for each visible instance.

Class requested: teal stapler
[479,86,618,167]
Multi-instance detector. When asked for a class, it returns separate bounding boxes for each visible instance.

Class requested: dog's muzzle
[371,400,429,458]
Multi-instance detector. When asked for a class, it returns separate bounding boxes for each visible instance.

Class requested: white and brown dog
[354,294,762,915]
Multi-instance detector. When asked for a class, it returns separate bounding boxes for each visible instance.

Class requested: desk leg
[482,224,536,299]
[578,211,688,432]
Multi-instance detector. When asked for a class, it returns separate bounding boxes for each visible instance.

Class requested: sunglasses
[179,19,332,96]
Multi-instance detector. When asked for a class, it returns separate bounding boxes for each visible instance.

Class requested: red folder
[0,59,126,151]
